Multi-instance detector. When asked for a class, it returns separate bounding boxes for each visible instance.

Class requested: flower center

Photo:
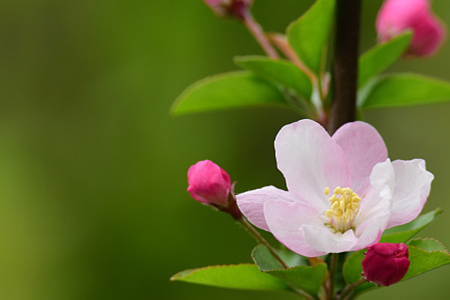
[324,187,361,233]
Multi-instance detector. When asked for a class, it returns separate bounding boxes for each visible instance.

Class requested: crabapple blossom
[362,243,410,286]
[237,120,433,257]
[376,0,446,57]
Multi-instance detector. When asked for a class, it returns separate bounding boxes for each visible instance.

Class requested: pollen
[324,187,361,233]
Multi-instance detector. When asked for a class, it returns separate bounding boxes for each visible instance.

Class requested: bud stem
[243,13,279,59]
[237,217,288,269]
[328,0,362,134]
[337,278,368,300]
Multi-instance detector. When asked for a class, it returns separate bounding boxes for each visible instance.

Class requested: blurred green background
[0,0,449,299]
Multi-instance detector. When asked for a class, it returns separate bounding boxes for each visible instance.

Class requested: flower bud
[187,160,242,219]
[202,0,253,20]
[362,243,410,286]
[376,0,446,57]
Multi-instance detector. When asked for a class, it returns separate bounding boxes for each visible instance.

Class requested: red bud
[362,243,410,286]
[203,0,253,20]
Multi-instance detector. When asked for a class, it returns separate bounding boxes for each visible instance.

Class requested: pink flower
[362,243,410,286]
[376,0,446,57]
[237,120,433,257]
[202,0,253,19]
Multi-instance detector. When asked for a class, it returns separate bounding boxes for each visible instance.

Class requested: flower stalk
[337,278,368,300]
[242,12,279,59]
[237,217,289,269]
[327,253,339,300]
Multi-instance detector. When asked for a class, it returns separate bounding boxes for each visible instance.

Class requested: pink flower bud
[203,0,253,20]
[376,0,446,57]
[187,160,232,207]
[362,243,410,286]
[188,160,242,219]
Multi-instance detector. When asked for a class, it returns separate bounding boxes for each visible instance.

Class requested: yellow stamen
[324,186,361,233]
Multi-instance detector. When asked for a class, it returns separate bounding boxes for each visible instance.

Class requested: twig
[242,13,279,59]
[328,0,362,134]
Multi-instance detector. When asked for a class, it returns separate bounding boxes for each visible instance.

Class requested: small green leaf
[234,56,313,99]
[343,241,450,296]
[171,71,287,115]
[380,208,443,243]
[252,244,284,271]
[287,0,335,75]
[252,245,327,296]
[358,32,411,88]
[267,265,327,297]
[343,250,376,295]
[407,238,448,253]
[360,73,450,109]
[171,264,292,292]
[278,248,310,268]
[403,245,450,280]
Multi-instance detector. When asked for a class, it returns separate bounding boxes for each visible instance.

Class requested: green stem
[237,217,289,269]
[328,253,339,300]
[337,278,368,300]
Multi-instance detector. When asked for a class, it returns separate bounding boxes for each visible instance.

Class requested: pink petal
[332,122,388,191]
[387,159,434,228]
[264,200,327,257]
[275,120,351,212]
[302,225,358,253]
[237,186,296,231]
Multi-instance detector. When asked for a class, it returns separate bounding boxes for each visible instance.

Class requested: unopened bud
[203,0,253,20]
[187,160,242,219]
[376,0,446,57]
[362,243,410,286]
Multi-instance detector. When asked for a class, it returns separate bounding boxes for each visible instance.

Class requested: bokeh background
[0,0,449,299]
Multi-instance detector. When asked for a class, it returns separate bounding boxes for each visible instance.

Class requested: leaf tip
[435,207,444,215]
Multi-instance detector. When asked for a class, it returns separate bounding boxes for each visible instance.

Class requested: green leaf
[252,245,327,296]
[252,244,284,271]
[380,208,443,243]
[343,241,450,296]
[360,73,450,109]
[404,245,450,280]
[407,238,448,253]
[171,264,292,292]
[171,71,287,115]
[287,0,335,75]
[343,250,376,294]
[358,32,411,88]
[234,56,313,100]
[277,248,310,268]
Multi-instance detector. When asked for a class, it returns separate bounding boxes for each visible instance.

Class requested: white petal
[275,119,351,212]
[264,200,327,257]
[303,224,358,253]
[351,214,390,251]
[356,181,393,226]
[370,159,395,200]
[332,121,388,191]
[387,159,434,228]
[237,186,296,231]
